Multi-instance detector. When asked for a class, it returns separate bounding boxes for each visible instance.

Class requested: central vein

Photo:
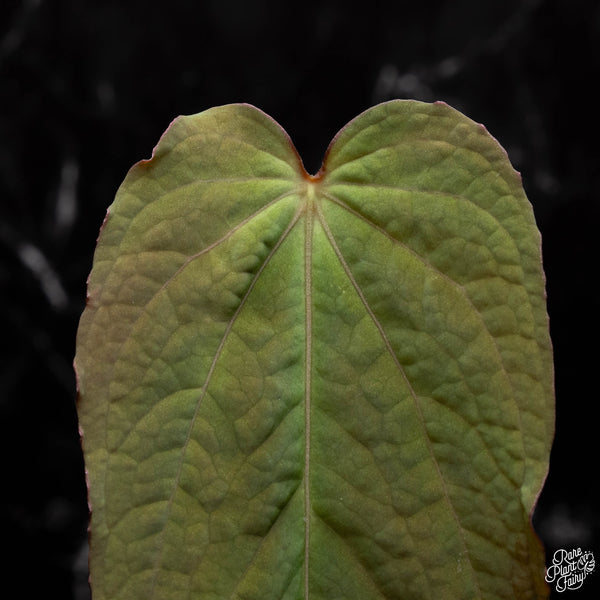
[303,184,316,599]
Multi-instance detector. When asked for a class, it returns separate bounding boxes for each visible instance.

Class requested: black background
[1,0,598,598]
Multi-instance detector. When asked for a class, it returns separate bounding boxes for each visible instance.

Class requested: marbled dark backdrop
[1,0,598,598]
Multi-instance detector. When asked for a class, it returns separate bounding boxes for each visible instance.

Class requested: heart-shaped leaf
[75,101,554,599]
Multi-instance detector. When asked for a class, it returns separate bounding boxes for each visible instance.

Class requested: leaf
[75,100,554,600]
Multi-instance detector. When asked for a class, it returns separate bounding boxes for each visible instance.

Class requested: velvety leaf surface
[75,100,554,599]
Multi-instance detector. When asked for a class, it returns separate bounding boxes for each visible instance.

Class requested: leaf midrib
[303,192,314,600]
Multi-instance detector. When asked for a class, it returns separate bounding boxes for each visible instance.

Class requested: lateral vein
[148,206,303,599]
[315,203,482,596]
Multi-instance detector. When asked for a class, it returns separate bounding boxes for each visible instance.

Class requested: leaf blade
[77,104,308,599]
[76,100,553,600]
[317,100,552,598]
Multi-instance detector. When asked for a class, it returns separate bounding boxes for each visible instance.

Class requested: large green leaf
[75,100,554,599]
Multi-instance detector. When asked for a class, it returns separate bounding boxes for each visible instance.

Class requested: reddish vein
[303,191,315,600]
[148,206,303,598]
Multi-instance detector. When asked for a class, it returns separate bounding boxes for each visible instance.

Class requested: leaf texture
[75,100,554,599]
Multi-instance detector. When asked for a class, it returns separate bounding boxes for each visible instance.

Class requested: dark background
[1,0,598,598]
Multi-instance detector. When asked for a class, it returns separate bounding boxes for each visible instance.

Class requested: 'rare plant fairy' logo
[545,548,595,592]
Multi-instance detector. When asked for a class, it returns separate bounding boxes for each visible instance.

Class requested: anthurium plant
[75,100,554,599]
